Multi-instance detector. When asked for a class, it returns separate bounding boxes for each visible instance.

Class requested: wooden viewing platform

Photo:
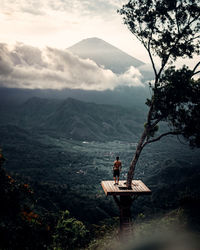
[101,180,151,196]
[101,180,152,234]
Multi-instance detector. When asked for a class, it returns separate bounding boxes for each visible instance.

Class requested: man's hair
[116,156,119,160]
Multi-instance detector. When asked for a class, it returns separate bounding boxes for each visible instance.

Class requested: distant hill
[15,97,146,141]
[0,86,150,109]
[68,37,144,74]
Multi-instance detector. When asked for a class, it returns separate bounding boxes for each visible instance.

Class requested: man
[113,156,122,185]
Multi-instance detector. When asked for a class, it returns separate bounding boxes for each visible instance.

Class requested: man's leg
[116,170,120,184]
[114,173,117,184]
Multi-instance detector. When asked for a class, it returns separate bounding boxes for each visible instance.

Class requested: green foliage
[0,166,51,249]
[152,66,200,147]
[119,0,200,64]
[53,210,88,249]
[87,218,119,250]
[119,0,200,149]
[0,161,90,250]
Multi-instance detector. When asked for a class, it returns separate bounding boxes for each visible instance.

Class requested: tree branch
[157,12,200,80]
[193,71,200,76]
[147,131,181,144]
[136,19,157,79]
[151,116,164,128]
[192,61,200,74]
[175,6,180,35]
[187,35,200,43]
[187,13,200,28]
[147,103,154,124]
[142,131,181,149]
[147,36,158,79]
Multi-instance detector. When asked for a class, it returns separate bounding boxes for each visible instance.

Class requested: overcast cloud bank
[0,43,144,91]
[1,0,124,18]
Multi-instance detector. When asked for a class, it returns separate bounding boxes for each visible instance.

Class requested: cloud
[1,0,125,18]
[1,0,143,61]
[0,43,144,91]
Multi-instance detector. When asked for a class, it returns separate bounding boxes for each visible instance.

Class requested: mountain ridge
[68,37,144,74]
[16,97,146,141]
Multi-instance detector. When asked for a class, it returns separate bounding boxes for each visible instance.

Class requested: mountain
[0,38,153,109]
[0,38,153,121]
[68,37,144,74]
[15,97,146,141]
[0,85,150,110]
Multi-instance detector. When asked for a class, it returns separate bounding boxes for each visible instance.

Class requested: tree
[0,162,51,249]
[119,0,200,188]
[53,210,88,249]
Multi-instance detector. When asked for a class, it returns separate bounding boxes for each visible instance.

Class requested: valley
[1,111,200,223]
[1,96,200,249]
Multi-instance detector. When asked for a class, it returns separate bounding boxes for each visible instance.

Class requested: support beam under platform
[101,180,151,196]
[101,180,151,236]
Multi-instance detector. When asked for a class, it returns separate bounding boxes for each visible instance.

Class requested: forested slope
[0,97,200,249]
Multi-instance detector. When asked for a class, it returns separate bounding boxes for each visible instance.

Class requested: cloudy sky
[1,0,145,60]
[0,0,198,91]
[0,0,149,90]
[0,42,144,90]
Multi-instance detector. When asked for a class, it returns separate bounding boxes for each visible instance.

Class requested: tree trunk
[119,196,132,232]
[126,129,147,188]
[113,196,133,237]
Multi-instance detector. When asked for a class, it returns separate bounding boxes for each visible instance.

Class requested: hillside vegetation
[0,97,200,249]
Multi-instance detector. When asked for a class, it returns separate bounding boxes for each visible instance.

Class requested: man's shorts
[113,169,120,177]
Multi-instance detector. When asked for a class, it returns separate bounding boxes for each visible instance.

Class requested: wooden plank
[101,180,151,196]
[101,181,108,195]
[138,180,151,192]
[135,181,143,192]
[132,181,140,192]
[109,181,115,191]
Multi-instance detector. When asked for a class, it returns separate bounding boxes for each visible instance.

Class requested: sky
[0,0,149,90]
[1,0,146,61]
[0,0,199,91]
